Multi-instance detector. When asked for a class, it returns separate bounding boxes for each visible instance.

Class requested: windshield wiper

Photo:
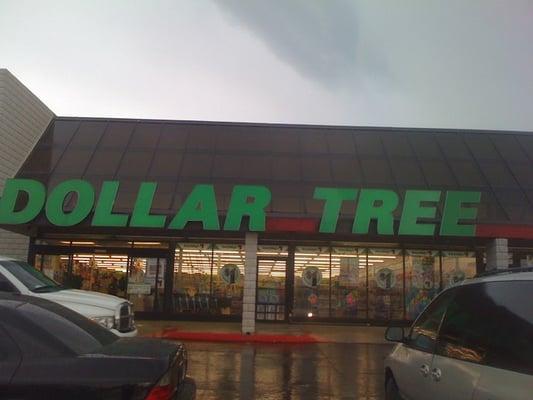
[33,284,63,293]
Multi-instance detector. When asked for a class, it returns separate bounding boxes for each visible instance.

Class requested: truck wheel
[385,377,402,400]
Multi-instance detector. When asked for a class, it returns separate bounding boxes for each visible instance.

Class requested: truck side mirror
[385,326,405,343]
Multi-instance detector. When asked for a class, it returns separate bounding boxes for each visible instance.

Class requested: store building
[0,69,54,259]
[1,116,532,332]
[0,72,532,331]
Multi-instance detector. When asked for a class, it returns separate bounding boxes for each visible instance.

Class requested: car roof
[460,268,533,286]
[0,256,18,262]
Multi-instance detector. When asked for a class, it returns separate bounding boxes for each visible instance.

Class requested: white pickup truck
[0,256,137,337]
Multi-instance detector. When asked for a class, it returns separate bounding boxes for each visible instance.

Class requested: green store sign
[0,179,481,237]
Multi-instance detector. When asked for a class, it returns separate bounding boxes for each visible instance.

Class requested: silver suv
[384,268,533,400]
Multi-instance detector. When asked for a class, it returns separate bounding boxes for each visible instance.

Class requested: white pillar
[486,238,509,270]
[242,232,258,334]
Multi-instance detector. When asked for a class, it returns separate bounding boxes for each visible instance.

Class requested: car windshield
[1,260,63,292]
[17,300,118,355]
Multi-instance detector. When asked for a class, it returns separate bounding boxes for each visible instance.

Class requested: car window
[407,288,456,352]
[0,261,62,292]
[0,272,17,293]
[16,301,118,355]
[436,283,493,364]
[483,281,533,375]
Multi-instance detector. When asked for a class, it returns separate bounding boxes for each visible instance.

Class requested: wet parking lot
[186,341,394,400]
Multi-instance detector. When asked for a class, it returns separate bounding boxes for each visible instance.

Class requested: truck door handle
[420,364,430,377]
[431,368,442,382]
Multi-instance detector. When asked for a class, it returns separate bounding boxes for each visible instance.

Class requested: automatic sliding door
[256,258,287,321]
[128,257,166,312]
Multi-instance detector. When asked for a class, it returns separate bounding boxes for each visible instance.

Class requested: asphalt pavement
[185,341,394,400]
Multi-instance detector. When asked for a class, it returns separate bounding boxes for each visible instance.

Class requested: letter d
[0,179,46,224]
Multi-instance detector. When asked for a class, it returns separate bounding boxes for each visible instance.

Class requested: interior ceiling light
[368,255,397,259]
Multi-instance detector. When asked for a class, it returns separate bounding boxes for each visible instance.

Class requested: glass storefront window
[173,243,212,314]
[56,253,165,312]
[331,247,367,319]
[511,248,533,268]
[35,254,71,285]
[441,251,476,288]
[257,245,289,257]
[67,254,128,297]
[33,238,532,324]
[212,244,245,316]
[368,249,403,320]
[405,250,439,320]
[293,246,330,318]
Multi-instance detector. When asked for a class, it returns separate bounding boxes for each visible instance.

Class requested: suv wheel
[385,377,402,400]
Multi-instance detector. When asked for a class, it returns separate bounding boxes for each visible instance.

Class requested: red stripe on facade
[265,219,533,239]
[476,224,533,239]
[266,217,320,233]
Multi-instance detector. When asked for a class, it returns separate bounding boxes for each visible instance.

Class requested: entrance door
[256,258,288,321]
[127,256,166,312]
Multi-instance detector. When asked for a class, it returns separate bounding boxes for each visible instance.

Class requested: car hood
[39,289,126,314]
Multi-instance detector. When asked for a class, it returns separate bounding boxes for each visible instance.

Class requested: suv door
[429,283,492,400]
[393,289,455,400]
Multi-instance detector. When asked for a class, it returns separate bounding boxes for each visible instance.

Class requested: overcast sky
[1,0,533,131]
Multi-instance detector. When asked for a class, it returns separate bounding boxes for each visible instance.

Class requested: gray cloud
[214,0,360,86]
[1,0,532,130]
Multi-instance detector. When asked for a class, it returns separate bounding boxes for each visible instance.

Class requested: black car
[0,293,195,400]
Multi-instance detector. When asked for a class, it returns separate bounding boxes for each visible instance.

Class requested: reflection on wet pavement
[186,342,393,400]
